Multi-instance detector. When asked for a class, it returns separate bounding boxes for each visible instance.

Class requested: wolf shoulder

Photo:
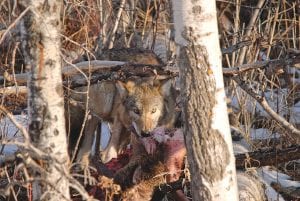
[69,81,120,119]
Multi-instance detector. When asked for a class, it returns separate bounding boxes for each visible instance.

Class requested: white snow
[1,114,111,156]
[261,179,285,201]
[258,166,300,188]
[0,114,27,155]
[290,101,300,124]
[233,139,251,154]
[1,119,300,201]
[91,122,110,155]
[250,128,280,140]
[258,166,300,201]
[230,89,296,119]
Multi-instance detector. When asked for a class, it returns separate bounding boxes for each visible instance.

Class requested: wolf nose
[141,131,150,137]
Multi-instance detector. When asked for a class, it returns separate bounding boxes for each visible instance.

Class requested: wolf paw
[83,166,97,186]
[78,155,97,185]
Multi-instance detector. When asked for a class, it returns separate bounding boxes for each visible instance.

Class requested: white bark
[21,1,70,200]
[172,1,239,200]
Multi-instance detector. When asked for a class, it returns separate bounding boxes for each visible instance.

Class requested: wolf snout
[141,131,150,137]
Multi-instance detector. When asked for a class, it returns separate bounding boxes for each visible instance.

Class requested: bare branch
[0,60,126,86]
[223,56,300,76]
[0,86,27,94]
[0,7,31,45]
[107,0,126,49]
[235,144,300,169]
[233,76,300,142]
[221,40,252,54]
[0,106,29,141]
[237,0,266,65]
[0,61,176,90]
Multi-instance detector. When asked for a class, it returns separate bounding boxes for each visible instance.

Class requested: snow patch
[257,166,300,201]
[91,122,111,155]
[233,139,250,154]
[0,115,27,155]
[250,128,280,140]
[258,166,300,188]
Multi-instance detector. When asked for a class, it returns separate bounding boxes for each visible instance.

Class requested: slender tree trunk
[172,1,239,200]
[21,1,70,200]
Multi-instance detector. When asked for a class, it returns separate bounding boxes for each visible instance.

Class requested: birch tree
[21,1,70,200]
[172,1,239,200]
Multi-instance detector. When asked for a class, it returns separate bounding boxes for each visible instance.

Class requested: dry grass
[0,0,300,200]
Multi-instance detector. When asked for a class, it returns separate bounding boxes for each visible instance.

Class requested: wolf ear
[156,79,173,96]
[116,80,135,97]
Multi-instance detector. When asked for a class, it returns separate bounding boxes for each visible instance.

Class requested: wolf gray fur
[66,77,177,164]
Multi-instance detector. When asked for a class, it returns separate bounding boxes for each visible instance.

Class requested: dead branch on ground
[223,55,300,76]
[236,144,300,169]
[233,76,300,141]
[0,60,176,88]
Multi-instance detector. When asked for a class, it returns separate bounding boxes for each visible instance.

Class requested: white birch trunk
[172,1,239,200]
[21,1,70,200]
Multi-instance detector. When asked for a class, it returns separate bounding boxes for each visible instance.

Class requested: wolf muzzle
[129,125,150,138]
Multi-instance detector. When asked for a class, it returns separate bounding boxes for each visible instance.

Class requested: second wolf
[66,77,177,164]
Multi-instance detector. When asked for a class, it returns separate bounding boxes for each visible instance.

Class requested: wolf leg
[101,119,123,163]
[76,115,99,166]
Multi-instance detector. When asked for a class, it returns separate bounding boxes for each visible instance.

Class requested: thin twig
[266,2,279,58]
[223,56,300,76]
[0,6,31,45]
[237,0,265,65]
[0,106,29,141]
[107,0,126,49]
[10,42,20,95]
[233,76,300,142]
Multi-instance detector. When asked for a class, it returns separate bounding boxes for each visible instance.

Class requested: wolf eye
[151,108,157,113]
[133,108,140,115]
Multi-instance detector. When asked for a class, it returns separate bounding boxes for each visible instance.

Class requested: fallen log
[235,144,300,169]
[223,55,300,76]
[2,54,300,88]
[0,60,177,89]
[0,86,27,94]
[0,60,125,86]
[64,63,178,89]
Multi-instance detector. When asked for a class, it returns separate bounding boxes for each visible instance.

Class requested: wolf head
[116,79,176,137]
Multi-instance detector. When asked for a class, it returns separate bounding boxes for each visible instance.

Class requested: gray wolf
[66,78,176,165]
